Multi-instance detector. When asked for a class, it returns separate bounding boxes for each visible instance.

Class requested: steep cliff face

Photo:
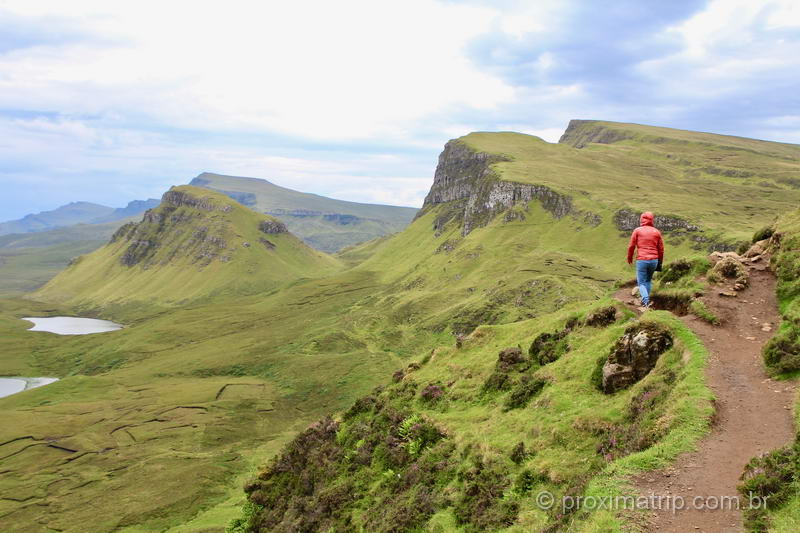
[419,140,594,236]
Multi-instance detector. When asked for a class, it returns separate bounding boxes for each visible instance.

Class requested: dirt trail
[615,262,796,532]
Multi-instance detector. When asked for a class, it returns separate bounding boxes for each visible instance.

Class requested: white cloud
[0,0,515,141]
[1,0,799,219]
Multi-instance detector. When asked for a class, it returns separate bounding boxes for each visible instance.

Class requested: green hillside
[191,173,418,252]
[34,185,342,312]
[1,121,799,532]
[456,121,800,241]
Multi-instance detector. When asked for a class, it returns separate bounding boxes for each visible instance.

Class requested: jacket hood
[640,212,654,226]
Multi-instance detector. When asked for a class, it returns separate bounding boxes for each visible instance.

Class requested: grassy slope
[33,186,341,313]
[0,123,797,531]
[461,122,800,240]
[192,173,418,252]
[240,305,713,532]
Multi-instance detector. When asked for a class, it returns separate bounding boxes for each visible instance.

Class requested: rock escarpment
[419,140,598,236]
[613,209,699,233]
[110,187,287,267]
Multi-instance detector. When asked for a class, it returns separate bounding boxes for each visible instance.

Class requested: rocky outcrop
[111,188,240,267]
[162,189,230,212]
[613,209,699,233]
[259,220,288,234]
[708,254,749,291]
[420,140,600,236]
[602,322,673,394]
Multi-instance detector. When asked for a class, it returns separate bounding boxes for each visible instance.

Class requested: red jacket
[627,212,664,263]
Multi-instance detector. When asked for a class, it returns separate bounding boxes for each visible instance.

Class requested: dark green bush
[514,468,549,495]
[529,332,569,365]
[503,375,548,411]
[763,327,800,374]
[658,257,711,283]
[752,225,775,243]
[510,441,527,464]
[482,371,513,393]
[454,459,519,531]
[590,353,607,391]
[739,444,798,532]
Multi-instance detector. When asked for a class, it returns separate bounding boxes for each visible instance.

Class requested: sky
[1,0,799,219]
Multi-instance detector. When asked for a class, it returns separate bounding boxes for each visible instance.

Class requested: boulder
[709,256,749,290]
[259,219,288,234]
[601,322,673,394]
[743,242,765,258]
[710,251,743,262]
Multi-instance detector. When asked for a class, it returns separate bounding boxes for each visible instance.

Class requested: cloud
[0,0,799,220]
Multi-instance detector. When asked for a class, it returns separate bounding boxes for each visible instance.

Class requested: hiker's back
[633,225,662,260]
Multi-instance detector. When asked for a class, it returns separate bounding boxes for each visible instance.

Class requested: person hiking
[627,211,664,310]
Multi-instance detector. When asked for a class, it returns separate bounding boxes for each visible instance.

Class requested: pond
[23,316,123,335]
[0,377,59,399]
[0,316,123,399]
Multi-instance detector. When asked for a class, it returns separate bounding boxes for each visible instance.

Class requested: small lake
[23,316,123,335]
[1,317,117,399]
[0,377,59,399]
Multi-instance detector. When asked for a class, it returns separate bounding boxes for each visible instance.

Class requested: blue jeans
[636,259,659,306]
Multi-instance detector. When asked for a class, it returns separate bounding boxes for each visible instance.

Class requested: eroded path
[616,264,796,532]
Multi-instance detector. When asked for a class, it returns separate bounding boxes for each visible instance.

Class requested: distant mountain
[35,185,341,309]
[189,172,418,252]
[90,198,160,223]
[0,201,115,235]
[0,218,138,295]
[0,198,160,236]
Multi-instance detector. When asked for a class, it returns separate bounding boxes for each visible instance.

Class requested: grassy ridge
[462,121,800,240]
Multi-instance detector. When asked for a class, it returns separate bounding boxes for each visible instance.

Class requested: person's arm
[627,229,638,264]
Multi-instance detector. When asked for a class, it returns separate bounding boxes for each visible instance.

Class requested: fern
[398,414,422,441]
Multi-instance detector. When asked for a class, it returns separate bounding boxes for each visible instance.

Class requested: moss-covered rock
[601,322,674,394]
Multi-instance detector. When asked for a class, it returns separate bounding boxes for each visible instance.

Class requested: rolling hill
[190,172,418,252]
[34,185,341,312]
[1,120,800,531]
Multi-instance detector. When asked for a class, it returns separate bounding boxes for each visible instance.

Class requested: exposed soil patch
[649,293,692,316]
[615,263,796,532]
